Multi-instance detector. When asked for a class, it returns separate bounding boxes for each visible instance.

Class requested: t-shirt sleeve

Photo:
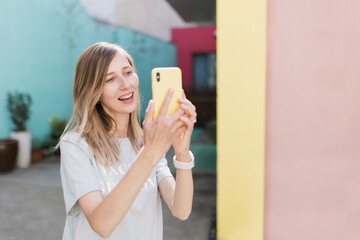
[60,138,102,216]
[155,155,173,185]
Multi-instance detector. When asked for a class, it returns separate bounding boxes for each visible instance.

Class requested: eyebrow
[106,66,132,76]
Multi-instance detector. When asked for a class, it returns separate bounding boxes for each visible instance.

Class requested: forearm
[90,147,160,237]
[171,153,194,220]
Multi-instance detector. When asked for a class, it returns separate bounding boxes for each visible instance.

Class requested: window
[192,53,216,95]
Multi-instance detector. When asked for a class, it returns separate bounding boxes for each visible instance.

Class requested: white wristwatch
[173,151,195,169]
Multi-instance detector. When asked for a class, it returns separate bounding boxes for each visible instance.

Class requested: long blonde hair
[58,42,143,167]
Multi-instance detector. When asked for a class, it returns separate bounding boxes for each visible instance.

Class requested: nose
[118,76,130,90]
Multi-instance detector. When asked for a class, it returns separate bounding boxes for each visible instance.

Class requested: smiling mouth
[118,92,134,101]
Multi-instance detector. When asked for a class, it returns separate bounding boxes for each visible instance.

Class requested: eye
[106,77,114,83]
[125,70,132,76]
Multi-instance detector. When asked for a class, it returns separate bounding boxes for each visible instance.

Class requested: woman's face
[99,53,139,118]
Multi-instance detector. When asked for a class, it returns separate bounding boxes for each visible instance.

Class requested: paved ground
[0,156,216,240]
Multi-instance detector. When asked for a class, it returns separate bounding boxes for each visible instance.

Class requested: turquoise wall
[0,0,175,141]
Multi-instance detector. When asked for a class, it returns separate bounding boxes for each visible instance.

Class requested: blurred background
[0,0,216,147]
[2,0,360,240]
[0,0,216,239]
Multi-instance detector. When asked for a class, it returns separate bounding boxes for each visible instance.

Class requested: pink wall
[171,26,216,91]
[265,1,360,239]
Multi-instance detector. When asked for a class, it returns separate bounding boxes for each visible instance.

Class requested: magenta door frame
[171,26,216,91]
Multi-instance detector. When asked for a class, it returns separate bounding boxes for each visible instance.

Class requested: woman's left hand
[172,90,197,161]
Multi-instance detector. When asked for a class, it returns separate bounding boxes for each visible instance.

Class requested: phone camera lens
[156,72,160,82]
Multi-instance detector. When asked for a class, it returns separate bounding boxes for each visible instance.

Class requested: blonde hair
[58,42,143,167]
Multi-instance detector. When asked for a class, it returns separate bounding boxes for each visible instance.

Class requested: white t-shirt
[60,132,173,240]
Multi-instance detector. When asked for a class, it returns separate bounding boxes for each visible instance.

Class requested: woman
[58,42,196,239]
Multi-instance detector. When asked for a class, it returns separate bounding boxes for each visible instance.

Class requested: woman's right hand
[142,88,184,163]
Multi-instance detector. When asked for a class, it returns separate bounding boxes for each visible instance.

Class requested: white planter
[10,131,32,168]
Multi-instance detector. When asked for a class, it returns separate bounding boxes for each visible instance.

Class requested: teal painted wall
[0,0,175,142]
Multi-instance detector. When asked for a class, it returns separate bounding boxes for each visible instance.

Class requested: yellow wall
[217,0,267,239]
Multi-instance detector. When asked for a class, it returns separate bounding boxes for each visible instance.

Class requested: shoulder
[60,131,92,156]
[61,131,88,146]
[61,131,82,142]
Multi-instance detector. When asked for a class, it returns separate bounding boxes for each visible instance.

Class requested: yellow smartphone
[151,67,183,119]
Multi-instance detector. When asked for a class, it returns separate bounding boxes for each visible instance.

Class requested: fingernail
[169,88,174,93]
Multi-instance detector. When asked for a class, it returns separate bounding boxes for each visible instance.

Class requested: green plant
[43,115,68,149]
[6,91,32,131]
[49,115,68,138]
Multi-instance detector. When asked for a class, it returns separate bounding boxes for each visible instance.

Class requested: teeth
[119,93,133,100]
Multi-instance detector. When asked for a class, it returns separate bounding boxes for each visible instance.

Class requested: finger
[182,89,187,99]
[179,98,196,120]
[179,115,194,139]
[180,116,194,141]
[180,106,192,120]
[170,120,185,135]
[144,100,154,123]
[169,107,184,123]
[173,120,185,130]
[158,88,174,117]
[180,103,195,116]
[180,104,197,122]
[179,98,196,112]
[179,115,194,129]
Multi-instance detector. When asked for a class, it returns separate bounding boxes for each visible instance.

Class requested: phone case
[151,67,183,119]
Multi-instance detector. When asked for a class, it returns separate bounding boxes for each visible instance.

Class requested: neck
[110,113,130,138]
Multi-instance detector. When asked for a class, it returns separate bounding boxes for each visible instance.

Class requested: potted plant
[7,91,33,168]
[31,138,42,163]
[43,115,68,155]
